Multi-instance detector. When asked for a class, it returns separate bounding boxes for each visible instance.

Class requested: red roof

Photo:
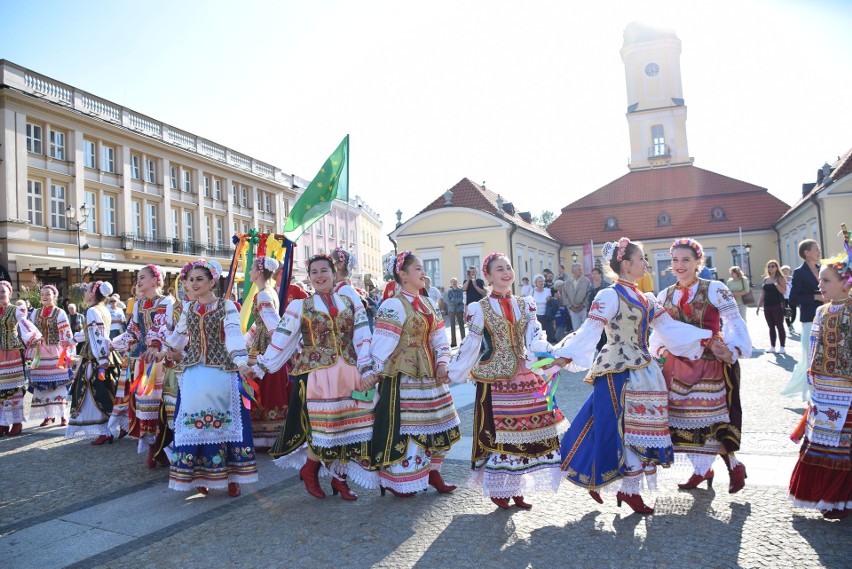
[548,165,790,244]
[417,178,554,239]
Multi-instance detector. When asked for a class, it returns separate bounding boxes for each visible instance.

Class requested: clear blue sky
[4,0,851,252]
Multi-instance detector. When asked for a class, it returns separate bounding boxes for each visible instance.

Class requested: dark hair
[608,241,642,275]
[484,253,509,275]
[591,267,603,276]
[670,243,706,273]
[798,239,818,259]
[393,253,418,284]
[89,285,107,304]
[188,265,214,280]
[307,255,336,274]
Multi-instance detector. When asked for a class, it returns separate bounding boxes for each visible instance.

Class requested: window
[264,194,272,213]
[651,125,666,156]
[184,212,193,241]
[710,206,726,221]
[146,204,157,238]
[172,209,179,237]
[49,184,67,229]
[462,255,481,278]
[85,191,97,233]
[146,159,156,183]
[657,212,671,227]
[215,218,223,246]
[329,224,335,239]
[27,180,43,225]
[604,216,619,231]
[203,176,210,197]
[131,155,141,179]
[183,170,192,192]
[102,145,115,173]
[26,124,43,154]
[103,195,116,236]
[205,216,212,244]
[49,130,65,160]
[423,258,441,288]
[257,192,263,211]
[170,167,178,189]
[241,187,248,207]
[316,221,323,236]
[241,221,249,235]
[232,184,239,205]
[304,245,311,260]
[350,230,355,244]
[132,201,142,235]
[84,140,96,168]
[214,179,222,200]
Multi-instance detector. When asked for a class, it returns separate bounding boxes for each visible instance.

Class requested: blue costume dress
[553,280,709,495]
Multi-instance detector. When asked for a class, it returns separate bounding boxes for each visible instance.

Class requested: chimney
[443,189,453,205]
[821,162,834,187]
[519,211,533,223]
[495,194,504,216]
[502,202,515,216]
[802,183,816,197]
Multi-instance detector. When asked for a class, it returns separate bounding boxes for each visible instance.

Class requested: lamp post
[571,250,578,264]
[65,204,90,282]
[744,242,752,282]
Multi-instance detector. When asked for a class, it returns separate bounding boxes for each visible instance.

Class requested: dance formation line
[1,227,850,520]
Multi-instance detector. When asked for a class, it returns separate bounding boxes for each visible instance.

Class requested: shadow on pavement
[792,515,851,569]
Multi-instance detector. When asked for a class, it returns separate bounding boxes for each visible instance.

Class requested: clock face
[645,63,660,77]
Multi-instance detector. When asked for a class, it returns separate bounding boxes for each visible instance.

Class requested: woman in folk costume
[788,225,852,520]
[332,247,367,309]
[111,264,175,468]
[27,285,75,426]
[253,254,377,500]
[160,259,256,497]
[651,238,753,494]
[448,253,568,510]
[370,251,461,497]
[552,239,710,514]
[0,281,41,436]
[67,281,122,444]
[243,255,288,451]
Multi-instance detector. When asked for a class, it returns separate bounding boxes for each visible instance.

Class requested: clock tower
[621,22,693,170]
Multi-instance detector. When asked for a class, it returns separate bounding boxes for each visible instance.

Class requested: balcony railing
[122,233,234,259]
[648,144,671,159]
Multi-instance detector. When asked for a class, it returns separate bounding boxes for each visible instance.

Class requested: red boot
[428,469,456,493]
[0,425,7,437]
[728,463,747,494]
[40,417,55,426]
[145,444,158,469]
[380,486,416,498]
[678,470,714,490]
[8,423,22,436]
[331,476,358,501]
[513,496,533,509]
[228,482,241,497]
[616,492,654,515]
[91,434,114,445]
[490,497,511,509]
[299,458,326,499]
[60,418,68,426]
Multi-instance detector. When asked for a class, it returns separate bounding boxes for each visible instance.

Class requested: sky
[3,0,851,253]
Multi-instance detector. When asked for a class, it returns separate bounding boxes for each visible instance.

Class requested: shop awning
[15,255,142,273]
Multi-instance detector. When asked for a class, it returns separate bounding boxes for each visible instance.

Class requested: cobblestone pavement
[1,313,849,568]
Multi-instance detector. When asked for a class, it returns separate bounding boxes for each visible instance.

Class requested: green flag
[283,135,349,241]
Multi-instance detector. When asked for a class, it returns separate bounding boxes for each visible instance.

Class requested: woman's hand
[552,357,573,368]
[359,373,378,392]
[711,342,735,364]
[238,364,255,381]
[436,364,450,384]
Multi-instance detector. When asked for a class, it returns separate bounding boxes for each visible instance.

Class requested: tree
[532,210,555,228]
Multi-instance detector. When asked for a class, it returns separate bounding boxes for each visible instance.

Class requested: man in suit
[561,263,591,332]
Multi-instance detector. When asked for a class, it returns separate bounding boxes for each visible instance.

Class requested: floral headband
[91,280,114,297]
[307,254,337,272]
[394,251,413,274]
[823,223,852,286]
[482,252,503,276]
[144,264,164,286]
[670,238,704,260]
[178,261,195,281]
[186,259,222,280]
[254,256,280,273]
[0,280,12,296]
[41,284,59,296]
[602,237,631,262]
[333,247,358,273]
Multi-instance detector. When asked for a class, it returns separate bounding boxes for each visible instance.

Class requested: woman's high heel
[678,470,714,490]
[331,476,358,501]
[299,458,326,499]
[728,463,747,494]
[428,470,456,493]
[380,486,416,498]
[616,492,654,515]
[513,496,533,509]
[589,490,604,504]
[491,497,511,510]
[196,486,209,495]
[228,482,241,497]
[91,434,114,446]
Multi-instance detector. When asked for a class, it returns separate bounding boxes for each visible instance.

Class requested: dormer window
[657,212,671,227]
[710,206,727,221]
[604,216,619,231]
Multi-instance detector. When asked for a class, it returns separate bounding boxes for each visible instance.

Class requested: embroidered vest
[181,299,237,372]
[381,294,437,380]
[35,306,62,345]
[810,299,852,380]
[472,296,529,382]
[663,279,720,360]
[250,290,279,355]
[0,305,23,350]
[589,284,653,379]
[290,295,358,375]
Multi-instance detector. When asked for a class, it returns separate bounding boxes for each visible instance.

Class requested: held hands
[436,364,450,385]
[551,357,573,368]
[238,364,256,381]
[711,342,735,364]
[359,372,378,392]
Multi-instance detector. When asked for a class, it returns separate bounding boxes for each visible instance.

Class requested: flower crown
[186,259,222,280]
[394,251,413,274]
[602,237,631,262]
[823,223,852,287]
[254,256,280,273]
[333,247,358,273]
[670,238,704,260]
[41,284,59,296]
[0,280,12,296]
[482,252,503,276]
[307,254,336,272]
[144,264,164,286]
[91,280,114,297]
[178,261,195,281]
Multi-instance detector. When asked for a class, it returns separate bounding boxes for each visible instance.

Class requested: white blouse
[650,280,753,362]
[243,288,281,348]
[447,296,549,384]
[371,291,450,375]
[252,293,373,378]
[75,306,110,367]
[552,285,710,370]
[111,295,175,352]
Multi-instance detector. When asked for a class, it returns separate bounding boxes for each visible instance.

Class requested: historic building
[547,23,790,290]
[389,177,560,289]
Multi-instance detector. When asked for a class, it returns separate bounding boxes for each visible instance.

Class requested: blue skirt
[559,370,673,490]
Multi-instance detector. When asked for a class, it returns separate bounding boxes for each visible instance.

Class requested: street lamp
[571,250,578,264]
[744,242,752,282]
[65,204,90,281]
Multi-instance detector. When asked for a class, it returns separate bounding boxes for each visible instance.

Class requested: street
[0,313,849,569]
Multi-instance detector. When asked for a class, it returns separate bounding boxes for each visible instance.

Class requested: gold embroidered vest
[249,289,279,355]
[663,279,719,360]
[181,299,237,372]
[35,306,62,345]
[810,299,852,380]
[0,305,23,350]
[381,294,437,380]
[589,284,653,380]
[290,295,358,375]
[472,297,529,382]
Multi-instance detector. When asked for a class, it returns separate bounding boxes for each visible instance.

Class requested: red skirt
[250,367,290,447]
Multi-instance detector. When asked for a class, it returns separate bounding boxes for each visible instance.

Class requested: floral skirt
[250,365,289,448]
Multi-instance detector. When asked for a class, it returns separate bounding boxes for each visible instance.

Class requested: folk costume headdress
[822,223,852,287]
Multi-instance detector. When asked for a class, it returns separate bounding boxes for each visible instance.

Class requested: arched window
[710,206,726,221]
[604,216,619,231]
[657,212,672,226]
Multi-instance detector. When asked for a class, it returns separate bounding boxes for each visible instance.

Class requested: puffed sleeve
[85,307,110,366]
[552,288,617,370]
[337,284,366,317]
[352,296,374,375]
[219,300,248,368]
[162,304,189,352]
[524,296,551,357]
[371,297,407,376]
[254,299,303,378]
[245,289,281,348]
[16,305,42,347]
[427,297,450,367]
[146,296,175,349]
[111,300,141,352]
[55,308,74,346]
[447,301,485,383]
[648,293,712,360]
[709,281,752,361]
